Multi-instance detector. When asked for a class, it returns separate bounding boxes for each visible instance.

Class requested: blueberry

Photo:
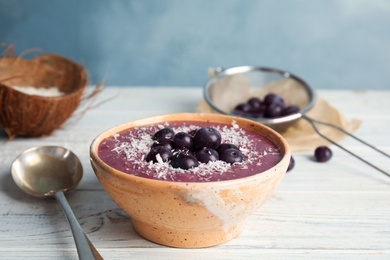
[287,156,295,172]
[233,98,267,118]
[281,105,300,116]
[231,93,301,119]
[151,138,175,150]
[188,129,198,137]
[217,143,239,155]
[248,105,266,117]
[219,148,244,164]
[314,146,332,162]
[233,101,265,118]
[264,103,283,118]
[152,128,175,141]
[247,97,262,109]
[196,147,219,163]
[193,127,222,150]
[233,109,251,117]
[173,132,193,150]
[171,153,199,169]
[263,93,286,107]
[234,103,252,113]
[145,146,173,163]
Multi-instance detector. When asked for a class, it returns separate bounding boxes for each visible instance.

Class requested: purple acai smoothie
[98,120,281,182]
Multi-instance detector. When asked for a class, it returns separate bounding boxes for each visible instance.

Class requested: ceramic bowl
[90,113,290,248]
[204,66,316,131]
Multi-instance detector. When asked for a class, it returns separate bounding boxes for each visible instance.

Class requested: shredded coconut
[12,86,64,97]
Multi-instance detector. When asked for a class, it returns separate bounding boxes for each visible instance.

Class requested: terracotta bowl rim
[90,112,291,188]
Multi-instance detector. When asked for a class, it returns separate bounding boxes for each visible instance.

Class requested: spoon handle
[53,191,103,260]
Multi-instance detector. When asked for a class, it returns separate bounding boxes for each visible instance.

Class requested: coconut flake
[155,153,164,164]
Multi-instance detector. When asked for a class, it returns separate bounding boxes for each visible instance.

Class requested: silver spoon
[11,146,103,260]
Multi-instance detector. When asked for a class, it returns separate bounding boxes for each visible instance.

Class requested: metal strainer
[203,66,389,177]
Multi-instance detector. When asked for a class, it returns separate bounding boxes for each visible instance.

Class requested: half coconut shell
[0,53,87,139]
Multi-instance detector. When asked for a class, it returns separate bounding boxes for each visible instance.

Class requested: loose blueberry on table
[314,146,332,162]
[233,93,300,119]
[145,127,244,169]
[287,156,295,172]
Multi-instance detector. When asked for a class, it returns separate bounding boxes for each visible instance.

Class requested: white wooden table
[0,87,389,259]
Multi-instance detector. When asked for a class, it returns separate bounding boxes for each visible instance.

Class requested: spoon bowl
[11,146,103,260]
[12,146,82,197]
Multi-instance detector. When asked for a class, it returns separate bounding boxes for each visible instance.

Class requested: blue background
[1,0,389,89]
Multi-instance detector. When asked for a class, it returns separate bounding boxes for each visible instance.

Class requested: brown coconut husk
[0,48,88,139]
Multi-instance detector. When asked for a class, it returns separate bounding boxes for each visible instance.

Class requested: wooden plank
[0,88,389,259]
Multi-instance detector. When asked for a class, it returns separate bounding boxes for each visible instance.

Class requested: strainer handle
[302,114,390,178]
